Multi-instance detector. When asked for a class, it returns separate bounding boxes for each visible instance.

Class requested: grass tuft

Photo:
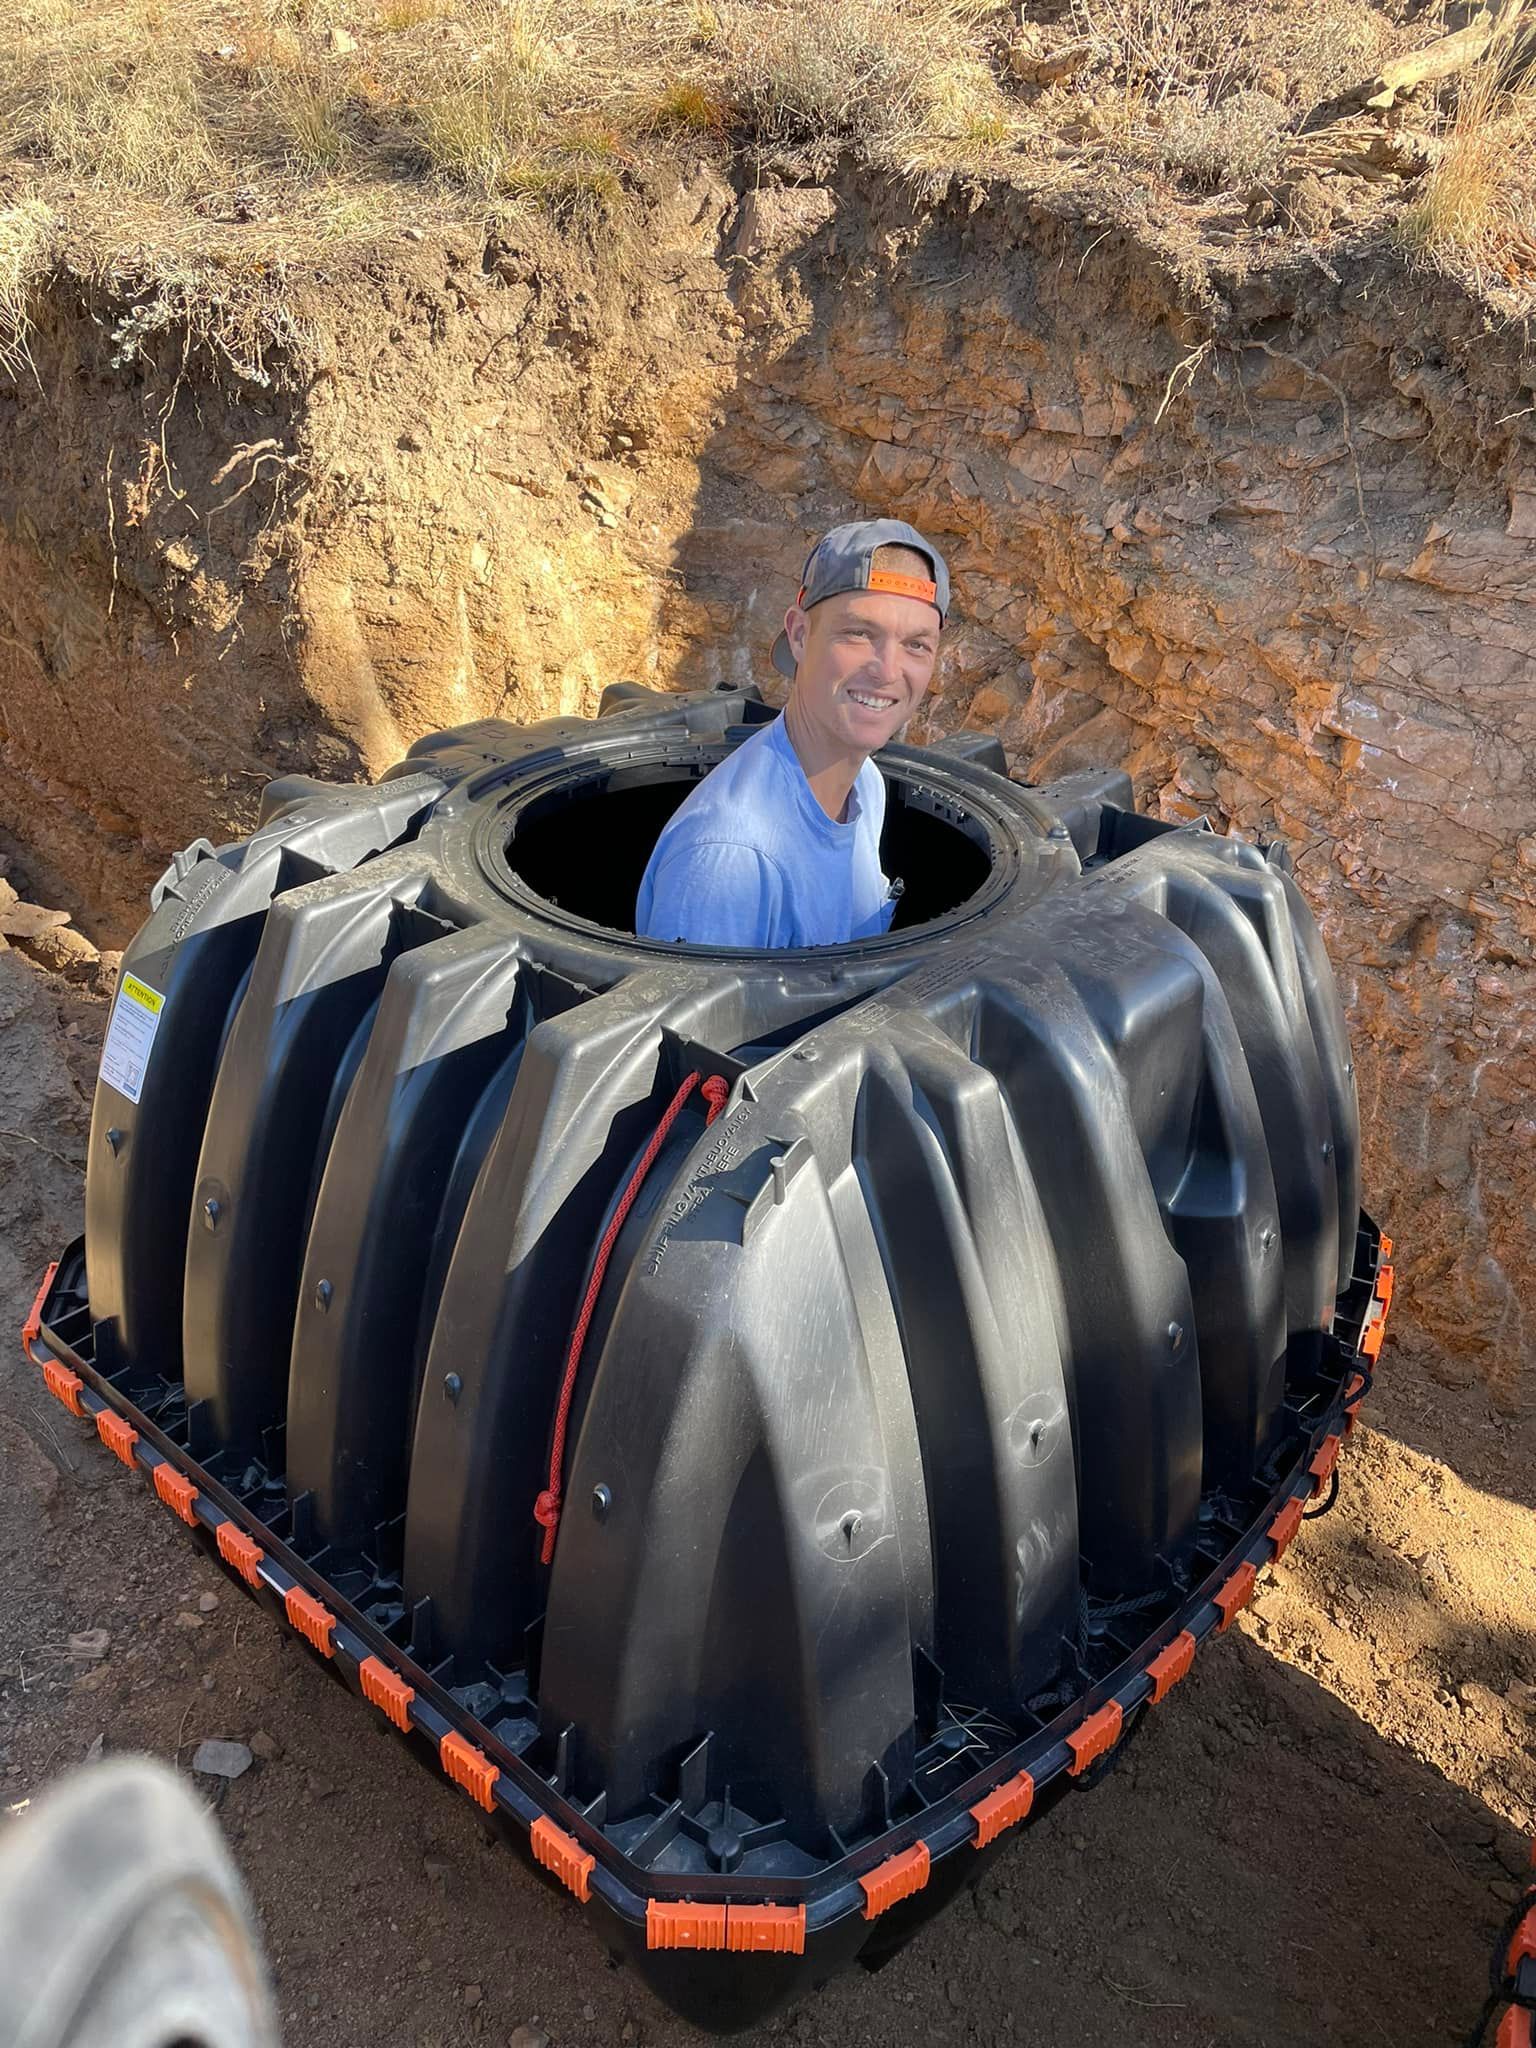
[0,197,52,384]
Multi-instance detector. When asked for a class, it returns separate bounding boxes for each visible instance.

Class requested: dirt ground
[1,946,1532,2048]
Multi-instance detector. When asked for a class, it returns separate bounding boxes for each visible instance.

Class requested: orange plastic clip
[1496,2011,1534,2048]
[41,1357,86,1418]
[726,1904,806,1953]
[1146,1630,1196,1705]
[21,1261,59,1364]
[442,1731,500,1815]
[1378,1234,1394,1258]
[1310,1433,1343,1496]
[1360,1317,1386,1362]
[1067,1699,1123,1775]
[96,1408,138,1467]
[359,1655,414,1732]
[1269,1496,1305,1560]
[1374,1263,1395,1312]
[970,1769,1035,1848]
[152,1462,199,1525]
[529,1814,593,1898]
[1215,1562,1258,1632]
[646,1900,727,1951]
[859,1841,930,1918]
[215,1520,264,1589]
[284,1585,336,1657]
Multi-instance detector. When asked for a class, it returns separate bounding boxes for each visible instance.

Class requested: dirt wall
[0,168,1530,1408]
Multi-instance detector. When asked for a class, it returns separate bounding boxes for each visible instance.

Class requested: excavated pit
[0,167,1531,1419]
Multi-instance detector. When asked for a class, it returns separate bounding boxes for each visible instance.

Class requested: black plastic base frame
[25,1224,1393,2033]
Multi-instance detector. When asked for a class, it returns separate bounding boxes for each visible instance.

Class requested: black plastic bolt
[592,1483,612,1521]
[314,1279,332,1313]
[202,1197,220,1231]
[1321,1140,1334,1160]
[1260,1226,1276,1251]
[1167,1321,1184,1349]
[443,1372,462,1404]
[839,1509,862,1547]
[105,1127,122,1156]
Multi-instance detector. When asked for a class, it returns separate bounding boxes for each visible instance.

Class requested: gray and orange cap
[771,518,950,679]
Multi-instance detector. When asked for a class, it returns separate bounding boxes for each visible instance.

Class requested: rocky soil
[0,947,1530,2047]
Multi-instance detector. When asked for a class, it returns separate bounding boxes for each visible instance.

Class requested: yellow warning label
[119,973,165,1016]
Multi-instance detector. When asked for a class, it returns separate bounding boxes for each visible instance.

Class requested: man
[636,518,949,948]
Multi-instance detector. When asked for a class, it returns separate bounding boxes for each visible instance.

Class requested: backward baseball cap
[771,518,950,679]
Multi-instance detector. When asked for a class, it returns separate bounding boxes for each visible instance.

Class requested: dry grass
[0,0,1531,379]
[1397,18,1536,287]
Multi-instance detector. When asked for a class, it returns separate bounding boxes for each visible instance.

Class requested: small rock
[398,427,426,452]
[249,1729,283,1761]
[582,2005,595,2022]
[328,24,356,52]
[161,538,200,575]
[464,1984,483,2007]
[20,925,99,977]
[95,950,123,997]
[84,1733,104,1762]
[509,2029,551,2048]
[0,901,71,940]
[402,226,426,243]
[621,2024,638,2045]
[306,1772,337,1799]
[67,1630,110,1663]
[198,1591,219,1614]
[201,1673,215,1692]
[175,1610,204,1631]
[423,1855,452,1883]
[192,1739,253,1779]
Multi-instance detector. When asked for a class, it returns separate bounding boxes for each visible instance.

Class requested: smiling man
[636,519,949,948]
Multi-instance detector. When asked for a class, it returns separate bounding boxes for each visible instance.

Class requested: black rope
[1303,1468,1341,1520]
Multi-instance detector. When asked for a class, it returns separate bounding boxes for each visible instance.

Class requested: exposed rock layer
[0,171,1529,1403]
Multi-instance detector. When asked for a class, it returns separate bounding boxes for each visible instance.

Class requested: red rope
[534,1069,729,1563]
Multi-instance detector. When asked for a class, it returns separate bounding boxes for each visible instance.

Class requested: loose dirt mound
[1,950,1531,2047]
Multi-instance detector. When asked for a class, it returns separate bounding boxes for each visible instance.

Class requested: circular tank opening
[502,743,997,938]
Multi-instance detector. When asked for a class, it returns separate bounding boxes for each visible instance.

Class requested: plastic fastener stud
[442,1732,500,1814]
[21,1262,59,1364]
[859,1842,931,1918]
[1215,1562,1258,1632]
[646,1901,727,1951]
[1066,1700,1123,1775]
[96,1408,139,1467]
[41,1358,86,1417]
[1146,1631,1196,1704]
[152,1462,199,1525]
[1269,1497,1305,1560]
[726,1905,806,1953]
[359,1656,414,1732]
[1309,1434,1343,1496]
[215,1520,264,1588]
[969,1770,1035,1847]
[529,1814,593,1898]
[284,1585,336,1657]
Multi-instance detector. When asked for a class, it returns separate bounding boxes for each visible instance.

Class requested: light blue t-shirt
[635,716,897,948]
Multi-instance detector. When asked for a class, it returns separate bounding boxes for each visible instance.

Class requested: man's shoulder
[657,723,792,851]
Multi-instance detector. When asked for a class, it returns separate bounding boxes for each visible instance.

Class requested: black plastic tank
[26,682,1388,2030]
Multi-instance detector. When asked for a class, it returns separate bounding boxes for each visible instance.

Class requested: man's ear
[784,604,809,667]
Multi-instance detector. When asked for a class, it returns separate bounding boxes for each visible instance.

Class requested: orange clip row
[970,1769,1035,1848]
[21,1261,59,1364]
[1146,1630,1196,1705]
[216,1519,264,1589]
[530,1814,593,1899]
[645,1900,806,1954]
[1269,1496,1305,1561]
[1374,1262,1395,1312]
[859,1841,930,1919]
[1067,1700,1123,1776]
[1215,1562,1258,1632]
[96,1408,138,1467]
[41,1357,86,1418]
[360,1655,415,1732]
[1310,1433,1342,1496]
[152,1462,199,1526]
[284,1585,336,1657]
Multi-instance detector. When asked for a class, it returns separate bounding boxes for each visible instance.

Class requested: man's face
[783,588,941,755]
